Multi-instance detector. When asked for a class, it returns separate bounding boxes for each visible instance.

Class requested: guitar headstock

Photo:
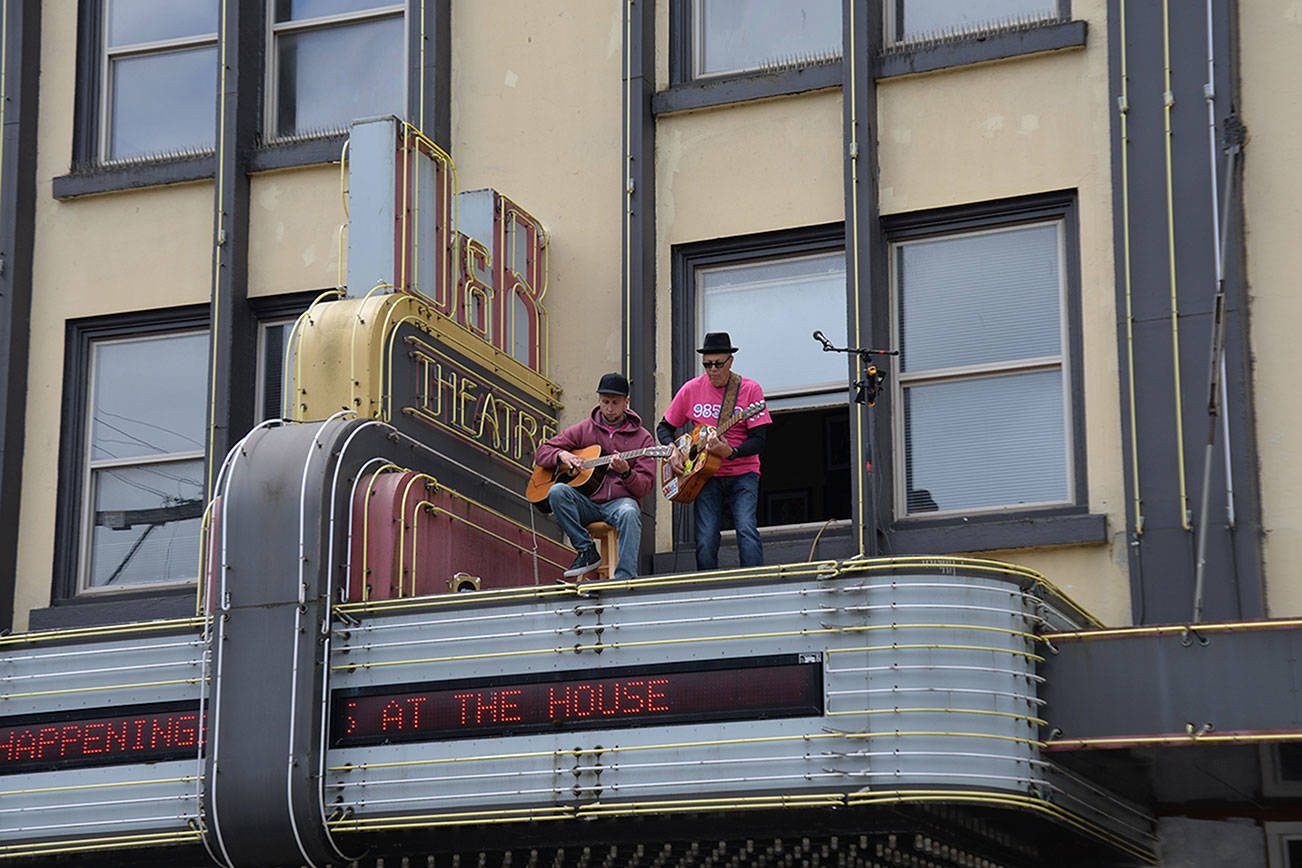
[736,401,766,421]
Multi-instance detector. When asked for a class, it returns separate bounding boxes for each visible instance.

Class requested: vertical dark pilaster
[842,0,887,556]
[205,0,261,496]
[624,0,657,574]
[0,0,40,632]
[1109,0,1262,622]
[410,0,451,147]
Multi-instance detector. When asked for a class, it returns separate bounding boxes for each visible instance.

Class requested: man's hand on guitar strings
[704,430,731,458]
[668,445,685,472]
[558,451,584,473]
[609,455,630,475]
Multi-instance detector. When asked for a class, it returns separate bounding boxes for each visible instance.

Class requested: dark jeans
[693,472,763,571]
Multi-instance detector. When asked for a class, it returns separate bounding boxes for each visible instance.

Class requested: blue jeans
[694,472,763,571]
[546,485,642,579]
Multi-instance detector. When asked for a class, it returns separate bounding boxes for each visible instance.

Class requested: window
[885,0,1065,45]
[256,317,298,422]
[99,0,218,161]
[689,0,841,79]
[268,0,406,140]
[676,226,851,531]
[78,330,209,593]
[890,213,1073,518]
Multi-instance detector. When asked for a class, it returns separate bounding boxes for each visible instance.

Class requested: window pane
[108,0,217,47]
[275,15,405,138]
[275,0,396,22]
[90,333,209,462]
[898,224,1060,373]
[699,252,847,394]
[896,0,1058,42]
[86,461,204,589]
[903,369,1067,513]
[697,0,841,77]
[109,46,217,160]
[260,322,290,422]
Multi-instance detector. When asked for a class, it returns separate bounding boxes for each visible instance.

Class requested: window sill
[877,19,1087,80]
[248,132,348,173]
[52,153,216,200]
[51,133,349,200]
[653,61,843,116]
[26,588,198,631]
[653,511,1105,572]
[890,510,1107,554]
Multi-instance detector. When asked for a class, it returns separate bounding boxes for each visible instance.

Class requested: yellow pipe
[827,642,1045,662]
[0,831,203,859]
[1118,0,1145,535]
[286,287,346,420]
[1044,617,1302,641]
[0,618,206,648]
[356,464,402,601]
[397,473,438,596]
[2,677,205,701]
[195,499,214,616]
[0,776,200,797]
[1162,0,1191,530]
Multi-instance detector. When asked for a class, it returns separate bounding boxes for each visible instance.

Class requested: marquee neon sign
[0,702,205,774]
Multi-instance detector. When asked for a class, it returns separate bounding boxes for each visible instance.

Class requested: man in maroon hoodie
[534,373,656,579]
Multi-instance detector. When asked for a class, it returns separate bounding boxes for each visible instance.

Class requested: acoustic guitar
[525,444,673,512]
[659,401,767,504]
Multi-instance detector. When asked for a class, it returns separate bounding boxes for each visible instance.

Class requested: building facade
[1,0,1300,865]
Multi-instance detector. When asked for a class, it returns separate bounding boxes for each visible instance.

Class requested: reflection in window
[893,222,1069,516]
[886,0,1061,45]
[697,251,847,398]
[269,0,405,139]
[82,331,209,591]
[102,0,218,161]
[693,0,842,78]
[257,318,298,422]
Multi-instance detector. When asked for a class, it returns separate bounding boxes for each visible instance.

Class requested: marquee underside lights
[332,656,823,746]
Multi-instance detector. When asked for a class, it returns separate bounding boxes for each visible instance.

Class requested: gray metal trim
[653,62,843,116]
[1041,624,1302,741]
[876,19,1086,80]
[0,0,40,633]
[205,0,260,502]
[625,0,657,577]
[248,133,347,173]
[1107,0,1263,623]
[843,0,886,556]
[410,0,451,148]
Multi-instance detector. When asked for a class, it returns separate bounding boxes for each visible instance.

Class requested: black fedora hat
[596,372,630,396]
[696,332,739,354]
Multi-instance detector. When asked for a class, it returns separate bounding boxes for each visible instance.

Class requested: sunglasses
[701,358,731,369]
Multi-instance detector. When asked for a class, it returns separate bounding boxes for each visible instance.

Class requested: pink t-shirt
[663,374,772,477]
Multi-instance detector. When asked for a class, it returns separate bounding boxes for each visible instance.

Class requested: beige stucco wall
[1241,2,1302,616]
[13,3,214,629]
[649,0,1129,625]
[249,166,346,297]
[450,2,626,427]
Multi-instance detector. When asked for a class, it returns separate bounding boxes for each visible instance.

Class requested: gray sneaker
[562,546,601,578]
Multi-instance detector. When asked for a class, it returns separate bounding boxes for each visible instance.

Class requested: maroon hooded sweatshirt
[534,406,656,504]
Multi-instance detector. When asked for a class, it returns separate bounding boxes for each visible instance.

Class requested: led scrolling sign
[332,655,823,747]
[0,702,205,775]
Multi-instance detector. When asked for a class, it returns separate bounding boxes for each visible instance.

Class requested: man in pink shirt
[657,332,773,570]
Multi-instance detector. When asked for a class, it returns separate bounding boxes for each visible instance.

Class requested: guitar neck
[582,446,660,468]
[714,411,750,439]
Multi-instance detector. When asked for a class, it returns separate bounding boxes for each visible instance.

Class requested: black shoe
[563,546,602,578]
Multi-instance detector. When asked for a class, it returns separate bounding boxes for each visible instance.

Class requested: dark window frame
[880,190,1103,553]
[56,0,450,199]
[668,222,853,558]
[50,304,210,611]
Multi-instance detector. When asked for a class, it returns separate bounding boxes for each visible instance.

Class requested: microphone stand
[812,331,899,557]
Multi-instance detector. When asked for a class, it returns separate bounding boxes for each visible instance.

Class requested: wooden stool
[585,521,619,581]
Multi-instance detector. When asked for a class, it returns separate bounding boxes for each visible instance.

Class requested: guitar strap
[718,373,741,431]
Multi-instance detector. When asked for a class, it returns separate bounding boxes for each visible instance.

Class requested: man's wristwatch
[619,469,632,480]
[727,446,738,460]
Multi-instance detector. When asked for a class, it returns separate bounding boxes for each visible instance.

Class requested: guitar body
[524,444,605,512]
[659,400,767,504]
[660,427,722,504]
